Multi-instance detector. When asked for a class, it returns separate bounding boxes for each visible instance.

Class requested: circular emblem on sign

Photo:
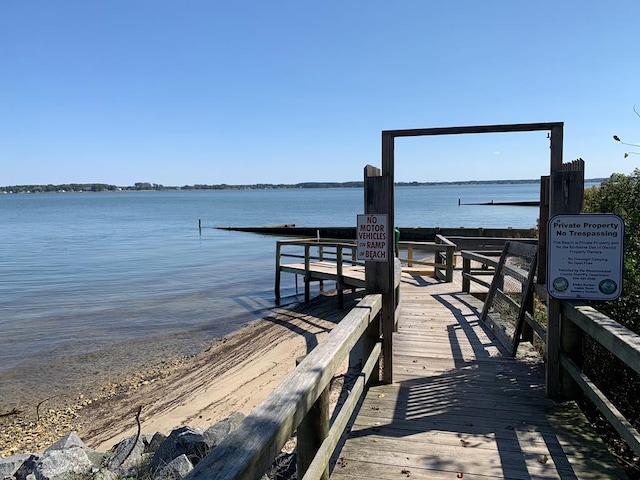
[599,279,617,295]
[552,276,569,292]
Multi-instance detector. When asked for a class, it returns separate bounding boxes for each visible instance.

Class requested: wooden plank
[381,134,395,384]
[331,269,623,480]
[186,294,382,480]
[562,301,640,378]
[560,354,640,456]
[382,122,564,138]
[302,342,381,480]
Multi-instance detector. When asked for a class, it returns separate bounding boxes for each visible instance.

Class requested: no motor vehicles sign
[357,214,388,262]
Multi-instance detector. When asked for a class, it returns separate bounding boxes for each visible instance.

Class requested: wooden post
[445,245,454,282]
[462,256,471,293]
[304,244,311,303]
[295,356,329,480]
[546,123,585,399]
[198,219,202,235]
[275,242,282,303]
[381,132,396,384]
[559,160,585,399]
[336,245,344,309]
[546,126,563,399]
[537,176,550,286]
[361,164,385,384]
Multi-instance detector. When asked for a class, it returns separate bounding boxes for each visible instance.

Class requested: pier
[186,122,637,479]
[186,261,628,480]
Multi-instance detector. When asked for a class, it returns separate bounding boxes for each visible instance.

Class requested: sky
[2,1,639,186]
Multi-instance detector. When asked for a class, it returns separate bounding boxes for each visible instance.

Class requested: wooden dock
[330,272,625,479]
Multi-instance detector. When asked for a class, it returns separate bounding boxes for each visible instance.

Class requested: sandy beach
[1,289,363,456]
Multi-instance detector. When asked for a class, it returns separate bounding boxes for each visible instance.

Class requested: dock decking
[330,272,625,479]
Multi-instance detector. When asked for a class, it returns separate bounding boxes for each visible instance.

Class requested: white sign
[547,214,624,300]
[357,214,388,262]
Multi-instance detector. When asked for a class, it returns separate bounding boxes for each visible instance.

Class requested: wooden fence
[184,294,384,480]
[462,249,640,458]
[275,239,362,307]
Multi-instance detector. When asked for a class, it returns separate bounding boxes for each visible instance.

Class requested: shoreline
[1,289,363,456]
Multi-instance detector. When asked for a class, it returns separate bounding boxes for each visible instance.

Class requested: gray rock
[150,427,208,470]
[105,435,145,470]
[0,454,31,479]
[84,449,106,470]
[145,431,168,454]
[13,454,41,480]
[112,452,152,479]
[91,469,116,480]
[155,454,193,480]
[203,412,245,448]
[29,447,92,480]
[45,432,86,453]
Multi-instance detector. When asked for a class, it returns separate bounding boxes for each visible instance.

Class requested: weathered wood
[185,294,382,480]
[537,175,550,285]
[562,301,640,378]
[301,342,381,480]
[383,121,564,138]
[296,359,330,480]
[546,125,564,399]
[275,242,282,302]
[332,272,623,479]
[561,354,640,456]
[547,153,584,399]
[277,241,365,305]
[367,152,395,385]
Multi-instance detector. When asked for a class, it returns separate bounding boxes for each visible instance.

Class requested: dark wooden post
[360,164,386,384]
[336,245,344,309]
[462,256,471,293]
[546,122,584,398]
[558,160,585,399]
[275,241,282,303]
[304,244,311,303]
[537,176,550,285]
[295,356,329,480]
[381,132,396,384]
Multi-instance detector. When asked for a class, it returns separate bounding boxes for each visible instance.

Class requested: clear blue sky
[2,1,639,186]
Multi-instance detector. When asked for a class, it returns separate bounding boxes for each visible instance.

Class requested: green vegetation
[583,169,640,331]
[582,169,640,478]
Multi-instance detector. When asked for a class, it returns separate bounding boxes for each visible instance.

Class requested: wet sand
[1,289,363,456]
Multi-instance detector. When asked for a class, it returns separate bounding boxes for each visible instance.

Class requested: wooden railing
[463,251,640,458]
[185,294,384,480]
[460,250,501,293]
[275,239,361,306]
[546,287,640,457]
[397,236,455,282]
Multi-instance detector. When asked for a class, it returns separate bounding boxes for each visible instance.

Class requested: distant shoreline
[1,178,605,194]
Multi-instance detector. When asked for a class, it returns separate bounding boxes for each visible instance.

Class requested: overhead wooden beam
[383,122,564,138]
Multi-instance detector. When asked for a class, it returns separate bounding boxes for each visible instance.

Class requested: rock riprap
[0,413,245,480]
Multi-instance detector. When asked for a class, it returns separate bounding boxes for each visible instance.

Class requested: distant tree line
[2,178,607,194]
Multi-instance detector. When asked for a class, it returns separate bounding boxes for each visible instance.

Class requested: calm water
[0,184,548,406]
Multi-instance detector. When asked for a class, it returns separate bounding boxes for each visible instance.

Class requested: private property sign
[547,214,624,300]
[357,214,388,262]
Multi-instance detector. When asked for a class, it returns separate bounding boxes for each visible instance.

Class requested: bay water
[0,183,548,408]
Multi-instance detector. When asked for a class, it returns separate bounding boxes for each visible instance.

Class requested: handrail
[471,253,640,457]
[397,240,455,282]
[558,301,640,457]
[275,239,362,305]
[460,250,500,293]
[184,294,383,480]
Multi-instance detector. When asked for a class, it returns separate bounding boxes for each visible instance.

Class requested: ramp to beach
[329,273,623,479]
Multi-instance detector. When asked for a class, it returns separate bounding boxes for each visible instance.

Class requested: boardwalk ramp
[331,273,624,479]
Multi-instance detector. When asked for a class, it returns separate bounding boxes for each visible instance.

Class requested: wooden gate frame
[376,122,564,386]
